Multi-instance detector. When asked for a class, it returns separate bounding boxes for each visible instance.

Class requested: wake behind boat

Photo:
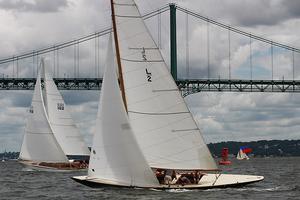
[19,58,90,171]
[73,0,263,189]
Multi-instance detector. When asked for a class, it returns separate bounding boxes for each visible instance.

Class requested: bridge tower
[170,3,177,81]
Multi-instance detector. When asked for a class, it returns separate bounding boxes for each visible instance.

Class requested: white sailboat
[1,149,6,162]
[237,149,250,160]
[72,0,263,188]
[19,58,90,171]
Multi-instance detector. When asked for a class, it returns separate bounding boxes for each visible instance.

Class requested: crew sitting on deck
[175,171,206,185]
[195,170,205,184]
[156,169,206,185]
[163,169,174,185]
[171,170,177,181]
[176,175,191,185]
[155,168,166,184]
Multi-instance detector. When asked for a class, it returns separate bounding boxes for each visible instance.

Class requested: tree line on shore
[208,139,300,157]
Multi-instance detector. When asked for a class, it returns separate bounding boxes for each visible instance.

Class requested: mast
[110,0,128,112]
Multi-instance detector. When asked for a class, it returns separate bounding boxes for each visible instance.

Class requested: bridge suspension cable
[176,5,300,53]
[0,5,170,65]
[185,12,189,78]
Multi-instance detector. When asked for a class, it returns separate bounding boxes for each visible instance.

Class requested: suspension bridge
[1,4,300,97]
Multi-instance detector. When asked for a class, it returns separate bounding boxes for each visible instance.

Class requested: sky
[1,0,300,152]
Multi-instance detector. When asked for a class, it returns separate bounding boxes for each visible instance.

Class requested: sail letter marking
[142,47,152,82]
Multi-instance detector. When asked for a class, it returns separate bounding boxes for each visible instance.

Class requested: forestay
[114,0,217,170]
[19,65,68,163]
[42,59,90,158]
[88,34,159,187]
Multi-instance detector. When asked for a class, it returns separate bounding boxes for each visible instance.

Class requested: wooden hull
[72,173,264,190]
[19,160,87,172]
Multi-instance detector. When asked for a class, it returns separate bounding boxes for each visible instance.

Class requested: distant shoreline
[1,139,300,160]
[208,139,300,157]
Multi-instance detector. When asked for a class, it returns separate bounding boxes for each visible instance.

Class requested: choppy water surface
[0,157,299,200]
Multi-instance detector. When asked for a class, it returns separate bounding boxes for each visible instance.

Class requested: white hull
[72,174,264,189]
[19,160,87,172]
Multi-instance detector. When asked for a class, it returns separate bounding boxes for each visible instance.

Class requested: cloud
[61,91,99,105]
[178,0,300,27]
[186,93,300,143]
[284,0,300,19]
[0,94,27,152]
[67,99,98,147]
[0,0,69,13]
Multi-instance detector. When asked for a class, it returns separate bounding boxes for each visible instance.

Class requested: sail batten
[128,111,190,115]
[121,58,164,63]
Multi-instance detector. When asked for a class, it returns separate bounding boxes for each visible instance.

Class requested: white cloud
[186,92,300,143]
[0,0,69,13]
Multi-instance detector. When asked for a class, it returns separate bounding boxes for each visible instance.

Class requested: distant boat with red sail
[237,146,252,160]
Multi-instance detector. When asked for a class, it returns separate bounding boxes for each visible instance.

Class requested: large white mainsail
[19,65,68,163]
[114,0,217,170]
[42,59,90,159]
[88,34,159,187]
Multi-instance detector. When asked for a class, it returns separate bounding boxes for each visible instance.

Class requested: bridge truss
[2,78,300,98]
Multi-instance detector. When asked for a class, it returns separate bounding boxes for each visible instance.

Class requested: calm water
[0,157,299,200]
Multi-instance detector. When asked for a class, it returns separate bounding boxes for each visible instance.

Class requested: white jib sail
[19,64,68,163]
[42,59,90,158]
[88,34,159,187]
[114,0,217,170]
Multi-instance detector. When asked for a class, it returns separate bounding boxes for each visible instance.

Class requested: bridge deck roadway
[1,78,300,96]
